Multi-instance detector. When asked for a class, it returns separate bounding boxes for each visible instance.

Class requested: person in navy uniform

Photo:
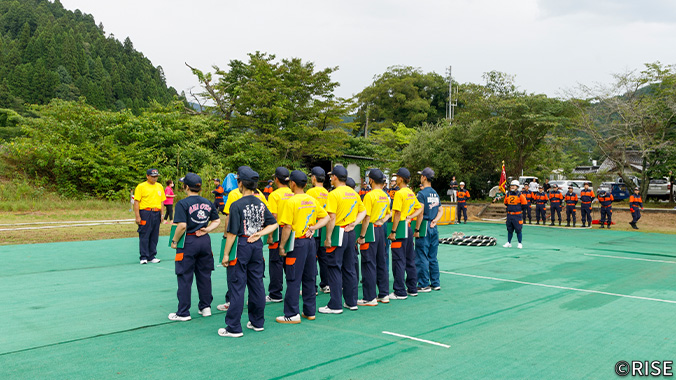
[212,178,225,214]
[564,186,578,227]
[263,180,274,200]
[503,180,528,249]
[629,187,643,230]
[521,184,533,224]
[414,168,443,292]
[168,173,221,322]
[218,167,278,337]
[548,184,563,226]
[597,189,614,229]
[579,182,595,228]
[533,185,548,225]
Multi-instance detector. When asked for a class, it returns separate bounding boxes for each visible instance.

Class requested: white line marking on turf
[0,222,135,231]
[440,271,676,305]
[584,253,676,264]
[381,331,450,348]
[0,219,135,227]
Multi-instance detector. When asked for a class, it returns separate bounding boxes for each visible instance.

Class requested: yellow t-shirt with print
[306,186,329,209]
[268,187,294,217]
[363,189,391,222]
[225,188,268,214]
[326,185,366,227]
[134,181,166,210]
[278,193,328,237]
[392,187,421,219]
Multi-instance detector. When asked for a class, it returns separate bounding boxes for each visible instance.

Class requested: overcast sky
[60,0,676,99]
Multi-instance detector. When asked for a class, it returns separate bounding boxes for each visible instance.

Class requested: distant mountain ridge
[0,0,177,112]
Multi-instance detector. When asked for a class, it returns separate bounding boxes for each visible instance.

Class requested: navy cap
[212,178,221,182]
[310,166,325,178]
[146,168,159,177]
[346,177,356,188]
[417,167,435,179]
[395,168,410,179]
[275,167,290,180]
[238,166,259,182]
[368,168,384,181]
[328,165,348,181]
[288,170,307,185]
[268,179,273,183]
[180,173,202,187]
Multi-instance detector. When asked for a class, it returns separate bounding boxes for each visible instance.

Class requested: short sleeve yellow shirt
[364,189,391,222]
[134,181,166,209]
[278,193,328,236]
[306,186,329,209]
[392,187,421,219]
[268,187,294,216]
[326,185,366,226]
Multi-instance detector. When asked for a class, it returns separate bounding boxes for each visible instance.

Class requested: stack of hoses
[440,233,497,246]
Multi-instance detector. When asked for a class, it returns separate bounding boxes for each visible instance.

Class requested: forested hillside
[0,0,177,113]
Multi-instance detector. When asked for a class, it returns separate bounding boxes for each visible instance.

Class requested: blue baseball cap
[180,173,202,187]
[328,165,348,181]
[288,170,308,185]
[238,166,259,182]
[310,166,325,178]
[346,177,356,188]
[146,168,159,177]
[368,169,384,181]
[275,167,290,180]
[395,168,410,180]
[417,167,435,179]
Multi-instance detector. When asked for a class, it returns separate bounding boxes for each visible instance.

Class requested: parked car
[597,182,630,201]
[550,180,582,197]
[570,179,591,189]
[647,178,672,200]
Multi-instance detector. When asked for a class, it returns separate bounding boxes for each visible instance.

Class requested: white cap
[459,181,465,186]
[510,180,519,186]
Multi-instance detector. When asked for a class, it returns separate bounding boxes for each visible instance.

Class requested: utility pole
[365,104,370,138]
[448,66,457,125]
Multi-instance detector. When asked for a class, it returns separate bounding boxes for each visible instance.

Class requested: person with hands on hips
[218,167,278,338]
[168,173,220,322]
[276,170,330,324]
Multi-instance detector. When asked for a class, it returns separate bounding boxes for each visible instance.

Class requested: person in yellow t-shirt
[216,167,271,312]
[356,168,391,306]
[134,168,166,265]
[388,168,423,300]
[319,165,366,314]
[276,170,330,324]
[266,167,294,303]
[306,166,330,294]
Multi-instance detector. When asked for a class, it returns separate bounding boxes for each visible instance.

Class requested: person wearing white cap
[456,182,470,224]
[503,180,527,249]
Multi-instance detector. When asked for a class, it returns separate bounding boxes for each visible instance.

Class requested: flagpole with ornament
[499,161,507,194]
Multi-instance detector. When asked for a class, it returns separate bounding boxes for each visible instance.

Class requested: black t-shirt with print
[227,195,276,237]
[174,196,220,234]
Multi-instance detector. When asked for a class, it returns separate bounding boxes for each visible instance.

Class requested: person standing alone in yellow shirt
[388,168,423,299]
[134,168,166,265]
[320,165,366,314]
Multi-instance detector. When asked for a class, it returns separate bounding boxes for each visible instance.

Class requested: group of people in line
[133,165,443,337]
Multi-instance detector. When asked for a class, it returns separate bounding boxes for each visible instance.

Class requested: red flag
[499,161,507,193]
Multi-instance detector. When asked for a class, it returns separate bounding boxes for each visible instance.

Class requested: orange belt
[507,211,522,215]
[602,205,612,208]
[143,208,161,212]
[187,232,197,236]
[296,235,310,239]
[581,201,591,204]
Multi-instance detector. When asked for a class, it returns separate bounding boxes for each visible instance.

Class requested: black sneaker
[599,225,605,229]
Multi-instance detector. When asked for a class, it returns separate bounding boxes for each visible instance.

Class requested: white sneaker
[140,260,148,264]
[168,313,191,322]
[198,307,211,317]
[357,299,378,306]
[517,243,523,249]
[276,314,301,324]
[266,295,283,303]
[377,295,390,303]
[432,286,441,291]
[388,292,408,300]
[320,286,331,294]
[417,286,432,293]
[318,306,343,314]
[503,242,512,248]
[216,303,230,311]
[343,302,358,311]
[246,321,264,331]
[150,258,161,263]
[217,328,243,338]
